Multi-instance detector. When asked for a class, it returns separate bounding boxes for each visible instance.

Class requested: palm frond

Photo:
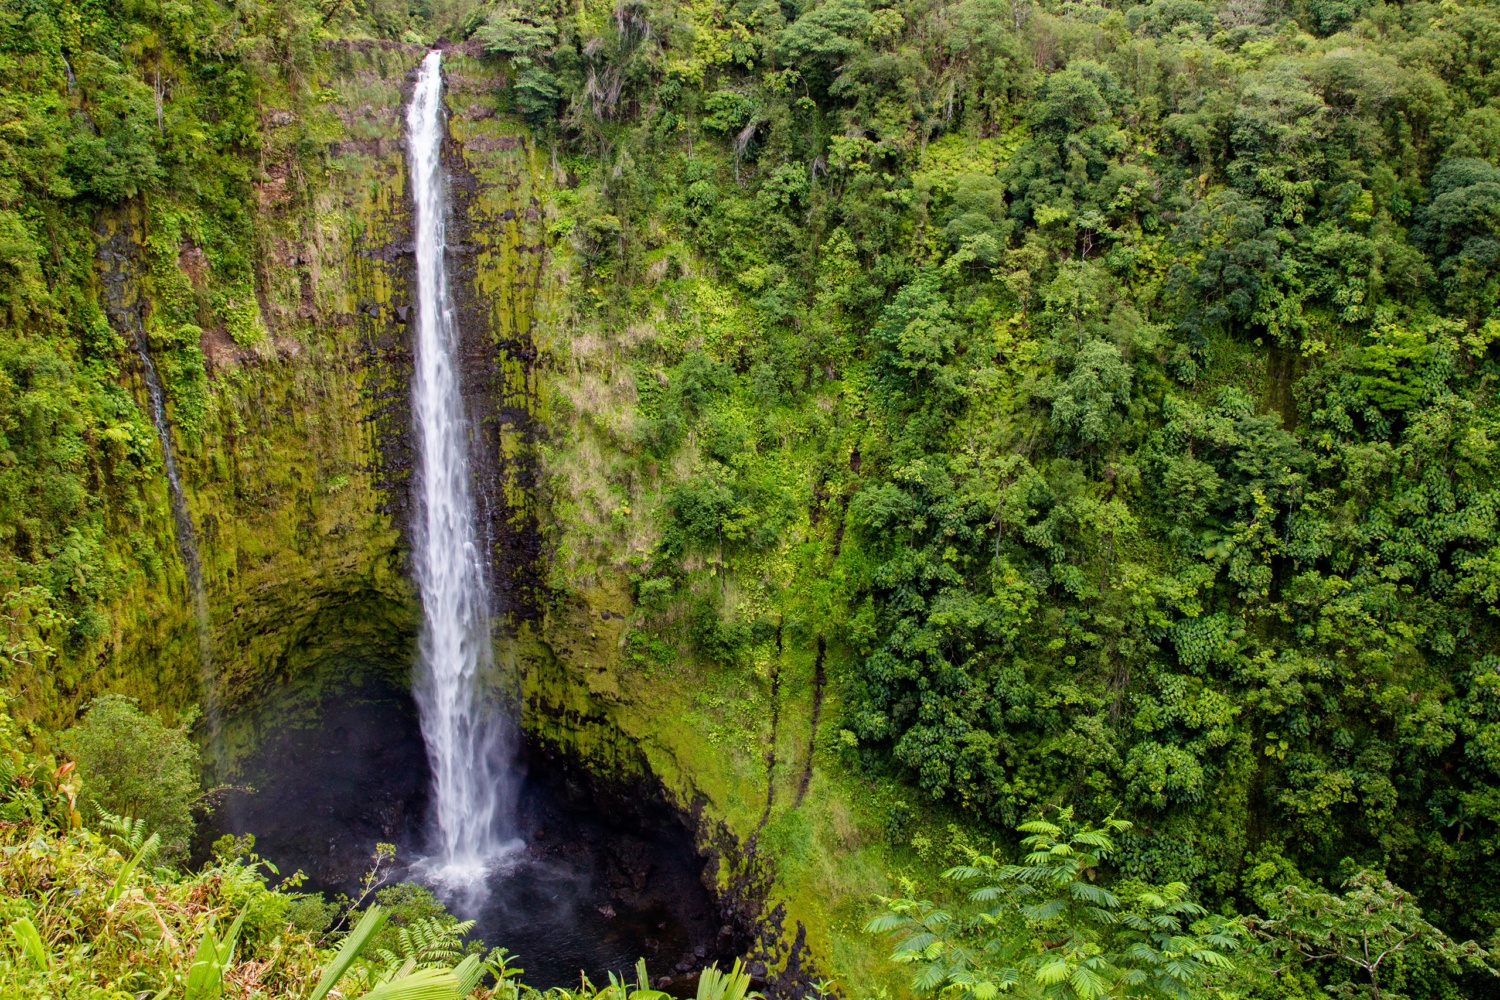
[695,958,759,1000]
[1069,964,1110,999]
[184,919,225,1000]
[1070,832,1115,850]
[1033,959,1069,985]
[359,966,461,1000]
[1068,883,1119,907]
[8,917,47,972]
[1019,899,1066,921]
[310,905,389,1000]
[453,954,485,994]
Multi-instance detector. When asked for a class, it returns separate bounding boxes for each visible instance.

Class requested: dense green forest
[521,0,1500,961]
[7,0,1500,993]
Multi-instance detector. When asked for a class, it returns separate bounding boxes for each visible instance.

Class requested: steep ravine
[54,41,871,996]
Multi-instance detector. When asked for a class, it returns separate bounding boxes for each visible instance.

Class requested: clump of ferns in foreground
[867,809,1498,1000]
[0,702,753,1000]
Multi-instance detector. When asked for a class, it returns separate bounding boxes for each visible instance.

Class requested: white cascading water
[407,49,517,889]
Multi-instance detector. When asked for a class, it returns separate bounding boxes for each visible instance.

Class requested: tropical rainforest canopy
[6,0,1500,994]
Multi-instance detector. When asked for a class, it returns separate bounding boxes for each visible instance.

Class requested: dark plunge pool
[206,683,739,991]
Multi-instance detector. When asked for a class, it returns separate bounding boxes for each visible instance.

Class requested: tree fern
[95,807,151,853]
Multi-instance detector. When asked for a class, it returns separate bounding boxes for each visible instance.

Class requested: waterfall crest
[407,49,518,888]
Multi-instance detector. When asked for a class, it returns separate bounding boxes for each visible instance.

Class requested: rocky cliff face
[9,45,418,734]
[43,41,877,993]
[55,45,426,762]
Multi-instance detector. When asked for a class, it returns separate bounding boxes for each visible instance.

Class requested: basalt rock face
[440,47,552,631]
[200,45,423,741]
[50,44,430,755]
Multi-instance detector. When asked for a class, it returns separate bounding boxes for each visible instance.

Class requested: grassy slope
[496,125,1069,1000]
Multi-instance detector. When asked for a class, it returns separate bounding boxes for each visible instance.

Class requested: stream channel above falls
[202,682,740,991]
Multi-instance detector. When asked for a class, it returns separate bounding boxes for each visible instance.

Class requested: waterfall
[97,233,220,763]
[132,328,214,682]
[406,49,518,887]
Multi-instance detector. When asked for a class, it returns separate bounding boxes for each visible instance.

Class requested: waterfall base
[205,680,737,991]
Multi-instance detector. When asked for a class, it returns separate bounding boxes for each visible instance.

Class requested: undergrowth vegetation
[58,694,202,861]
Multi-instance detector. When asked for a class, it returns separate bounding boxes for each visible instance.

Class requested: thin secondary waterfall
[133,329,214,686]
[97,236,221,765]
[407,49,516,885]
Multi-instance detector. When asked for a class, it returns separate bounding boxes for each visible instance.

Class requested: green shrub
[58,694,200,860]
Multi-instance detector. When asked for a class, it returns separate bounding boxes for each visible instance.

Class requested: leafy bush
[868,808,1498,999]
[58,695,200,860]
[867,808,1252,1000]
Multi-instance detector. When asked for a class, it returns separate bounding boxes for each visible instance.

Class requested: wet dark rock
[203,679,740,992]
[207,684,428,890]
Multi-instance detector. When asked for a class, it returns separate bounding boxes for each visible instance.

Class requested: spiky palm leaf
[694,959,760,1000]
[9,917,47,972]
[309,905,389,1000]
[182,908,246,1000]
[358,966,462,1000]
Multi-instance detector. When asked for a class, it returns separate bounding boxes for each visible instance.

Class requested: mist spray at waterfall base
[406,48,523,903]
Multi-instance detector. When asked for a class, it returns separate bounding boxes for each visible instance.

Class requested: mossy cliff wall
[442,49,552,627]
[34,42,896,994]
[30,44,429,742]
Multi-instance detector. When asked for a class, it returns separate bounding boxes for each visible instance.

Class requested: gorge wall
[62,44,427,762]
[10,36,884,994]
[15,2,1500,997]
